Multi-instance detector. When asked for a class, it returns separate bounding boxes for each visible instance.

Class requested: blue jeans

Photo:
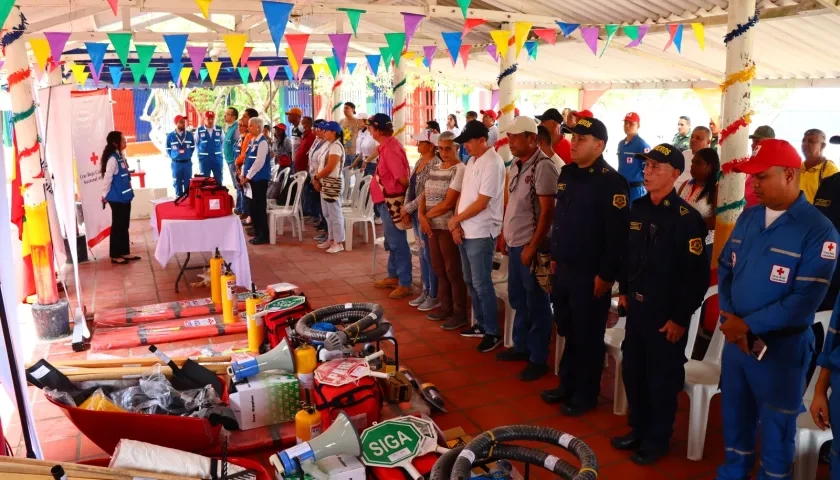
[412,212,438,297]
[378,203,412,287]
[364,162,377,177]
[459,237,498,336]
[507,245,553,364]
[227,162,243,211]
[303,178,322,219]
[344,154,356,167]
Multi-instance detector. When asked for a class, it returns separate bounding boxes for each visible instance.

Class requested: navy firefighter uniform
[716,140,839,480]
[617,144,710,460]
[617,132,650,203]
[196,111,224,183]
[813,173,840,311]
[546,117,630,414]
[817,289,840,476]
[166,116,195,197]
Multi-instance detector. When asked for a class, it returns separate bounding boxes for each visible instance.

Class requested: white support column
[392,58,408,145]
[713,0,756,262]
[496,21,516,165]
[331,69,343,122]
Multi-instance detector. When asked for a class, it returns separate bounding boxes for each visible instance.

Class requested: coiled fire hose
[295,303,388,350]
[430,426,598,480]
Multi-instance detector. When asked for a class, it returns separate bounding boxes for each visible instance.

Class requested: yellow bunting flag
[259,66,269,80]
[29,38,51,72]
[179,66,193,87]
[489,30,511,60]
[285,46,299,74]
[691,23,705,50]
[195,0,212,19]
[311,63,325,78]
[402,51,416,60]
[514,21,532,59]
[223,34,248,68]
[70,64,89,86]
[205,61,222,86]
[414,56,424,68]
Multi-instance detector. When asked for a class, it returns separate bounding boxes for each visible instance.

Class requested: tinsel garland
[721,156,751,174]
[0,14,27,51]
[332,102,343,113]
[12,104,36,124]
[718,111,753,146]
[8,67,31,88]
[392,101,407,114]
[331,79,343,92]
[719,63,756,92]
[723,7,760,45]
[715,198,747,216]
[496,63,517,86]
[393,78,407,92]
[499,103,516,116]
[18,135,41,159]
[494,137,509,151]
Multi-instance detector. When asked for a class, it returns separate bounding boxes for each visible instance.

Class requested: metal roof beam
[236,15,266,33]
[21,31,438,46]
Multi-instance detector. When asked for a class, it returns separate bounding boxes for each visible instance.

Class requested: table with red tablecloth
[150,199,251,292]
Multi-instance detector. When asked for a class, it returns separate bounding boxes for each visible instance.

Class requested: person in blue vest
[617,112,651,202]
[197,110,224,184]
[241,117,272,245]
[99,131,139,265]
[166,115,195,196]
[716,139,839,480]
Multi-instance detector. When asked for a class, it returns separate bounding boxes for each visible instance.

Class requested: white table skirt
[151,206,251,288]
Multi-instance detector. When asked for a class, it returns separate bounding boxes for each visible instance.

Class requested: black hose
[431,445,581,480]
[444,426,598,480]
[295,303,385,345]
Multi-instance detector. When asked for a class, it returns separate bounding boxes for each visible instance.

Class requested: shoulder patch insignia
[630,222,642,231]
[664,199,671,207]
[603,168,609,173]
[815,198,831,208]
[680,206,689,216]
[613,194,627,209]
[689,238,703,256]
[557,183,566,191]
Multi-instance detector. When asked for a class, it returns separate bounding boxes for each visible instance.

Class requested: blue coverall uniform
[717,193,838,480]
[197,125,224,183]
[166,129,195,196]
[813,174,840,311]
[551,155,630,409]
[820,293,840,478]
[617,134,651,202]
[619,189,709,452]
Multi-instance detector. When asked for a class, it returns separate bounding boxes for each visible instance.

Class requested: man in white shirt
[677,126,712,186]
[449,120,506,353]
[480,110,499,147]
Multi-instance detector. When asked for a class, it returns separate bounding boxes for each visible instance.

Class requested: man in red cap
[480,110,498,147]
[616,112,650,202]
[197,111,224,184]
[567,109,593,129]
[716,139,839,480]
[166,114,195,196]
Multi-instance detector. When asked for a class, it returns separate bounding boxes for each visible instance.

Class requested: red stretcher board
[90,316,248,352]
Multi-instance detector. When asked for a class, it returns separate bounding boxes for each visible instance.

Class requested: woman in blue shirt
[100,131,138,264]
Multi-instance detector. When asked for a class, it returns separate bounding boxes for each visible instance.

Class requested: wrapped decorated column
[331,69,343,122]
[496,22,517,166]
[712,0,758,263]
[392,58,408,145]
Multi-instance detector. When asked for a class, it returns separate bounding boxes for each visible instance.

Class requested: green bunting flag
[107,32,133,67]
[128,63,145,85]
[135,44,157,71]
[384,32,406,67]
[325,56,338,78]
[337,8,365,38]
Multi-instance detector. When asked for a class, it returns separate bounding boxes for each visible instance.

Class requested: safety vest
[197,125,224,163]
[104,153,135,203]
[244,135,272,182]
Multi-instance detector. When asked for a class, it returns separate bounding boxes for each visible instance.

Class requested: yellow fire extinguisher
[295,391,322,444]
[294,343,317,396]
[210,248,224,305]
[246,283,264,353]
[221,262,237,324]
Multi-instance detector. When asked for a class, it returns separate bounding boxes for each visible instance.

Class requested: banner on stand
[71,89,114,248]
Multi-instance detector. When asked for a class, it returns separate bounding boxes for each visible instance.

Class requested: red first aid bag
[189,176,216,207]
[262,296,313,348]
[313,363,383,432]
[196,186,233,219]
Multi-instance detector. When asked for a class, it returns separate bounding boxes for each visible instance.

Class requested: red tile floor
[2,217,814,479]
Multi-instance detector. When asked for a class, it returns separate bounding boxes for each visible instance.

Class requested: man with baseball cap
[715,139,838,480]
[480,110,499,147]
[535,108,571,164]
[542,116,630,416]
[610,143,709,465]
[743,125,776,207]
[497,116,558,380]
[166,114,196,196]
[197,111,224,183]
[617,112,651,202]
[800,128,839,204]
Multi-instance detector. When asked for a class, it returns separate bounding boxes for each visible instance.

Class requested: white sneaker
[326,243,344,254]
[409,291,428,307]
[317,240,333,249]
[375,218,383,225]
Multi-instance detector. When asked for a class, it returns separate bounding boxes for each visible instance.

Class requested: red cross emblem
[89,152,99,165]
[777,267,785,276]
[829,244,834,252]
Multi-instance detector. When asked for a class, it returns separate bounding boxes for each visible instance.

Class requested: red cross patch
[822,241,837,260]
[770,265,790,284]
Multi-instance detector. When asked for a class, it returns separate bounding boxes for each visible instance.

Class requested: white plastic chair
[344,176,375,252]
[793,311,833,480]
[268,171,306,243]
[268,167,291,211]
[492,252,509,284]
[341,167,357,204]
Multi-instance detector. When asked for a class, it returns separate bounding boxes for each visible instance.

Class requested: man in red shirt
[294,116,314,174]
[536,108,571,164]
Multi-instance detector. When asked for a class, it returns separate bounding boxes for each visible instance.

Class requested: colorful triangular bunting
[285,34,310,73]
[222,34,247,67]
[145,67,157,86]
[43,32,71,67]
[691,23,705,50]
[29,38,51,72]
[384,32,406,67]
[336,8,365,38]
[366,54,381,75]
[109,66,123,87]
[85,42,108,74]
[70,64,88,86]
[246,60,261,81]
[135,44,157,71]
[599,24,619,58]
[195,0,212,19]
[163,34,188,62]
[128,63,145,85]
[580,27,599,55]
[462,18,487,38]
[325,56,338,78]
[262,1,294,56]
[89,63,103,87]
[347,62,357,75]
[533,28,556,45]
[665,24,683,53]
[514,22,532,58]
[455,0,470,19]
[238,66,250,84]
[489,30,510,60]
[459,44,471,68]
[441,32,462,65]
[329,33,351,70]
[402,13,424,47]
[556,22,580,38]
[626,25,650,47]
[169,62,183,84]
[205,61,222,86]
[107,32,132,67]
[187,46,207,78]
[179,66,193,87]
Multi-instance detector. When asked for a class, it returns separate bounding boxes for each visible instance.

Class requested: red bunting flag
[532,28,557,45]
[459,44,471,68]
[462,18,487,38]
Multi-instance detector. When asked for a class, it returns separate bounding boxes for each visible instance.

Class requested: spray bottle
[246,283,264,353]
[221,262,237,324]
[210,248,224,305]
[294,342,317,396]
[295,390,322,444]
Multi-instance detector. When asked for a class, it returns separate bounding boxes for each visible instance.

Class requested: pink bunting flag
[43,32,71,67]
[459,44,471,68]
[402,13,424,48]
[485,44,498,62]
[187,46,207,79]
[247,60,261,81]
[490,89,499,110]
[625,25,651,48]
[240,46,254,67]
[461,18,486,39]
[580,27,599,55]
[107,0,118,15]
[89,62,103,86]
[266,65,280,82]
[532,28,556,45]
[328,33,351,70]
[296,63,309,82]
